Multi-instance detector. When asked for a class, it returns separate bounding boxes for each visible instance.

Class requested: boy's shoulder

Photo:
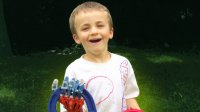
[66,56,83,69]
[111,53,129,61]
[69,56,83,64]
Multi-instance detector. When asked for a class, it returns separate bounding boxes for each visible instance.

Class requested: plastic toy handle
[48,87,62,112]
[81,89,97,112]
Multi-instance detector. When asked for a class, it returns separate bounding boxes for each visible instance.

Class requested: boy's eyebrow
[80,21,104,27]
[96,21,104,24]
[81,23,89,26]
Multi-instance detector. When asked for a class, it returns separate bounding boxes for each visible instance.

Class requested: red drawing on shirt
[86,76,114,106]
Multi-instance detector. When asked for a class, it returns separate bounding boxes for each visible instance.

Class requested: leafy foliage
[0,47,200,112]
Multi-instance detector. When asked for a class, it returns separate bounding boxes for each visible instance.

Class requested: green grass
[0,47,200,112]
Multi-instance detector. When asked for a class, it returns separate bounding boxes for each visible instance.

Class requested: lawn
[0,47,200,112]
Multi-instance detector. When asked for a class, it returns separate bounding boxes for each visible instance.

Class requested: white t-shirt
[61,53,139,112]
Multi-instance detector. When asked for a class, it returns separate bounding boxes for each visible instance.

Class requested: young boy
[61,1,142,112]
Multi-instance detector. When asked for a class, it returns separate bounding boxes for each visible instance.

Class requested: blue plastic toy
[48,77,97,112]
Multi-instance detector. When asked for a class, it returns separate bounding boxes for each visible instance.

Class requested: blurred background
[1,1,200,111]
[1,0,200,55]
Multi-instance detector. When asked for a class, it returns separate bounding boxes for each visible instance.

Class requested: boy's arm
[126,98,141,109]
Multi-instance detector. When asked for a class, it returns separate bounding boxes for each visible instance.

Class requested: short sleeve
[124,60,139,99]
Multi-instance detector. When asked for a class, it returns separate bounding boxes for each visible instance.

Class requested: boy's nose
[90,27,98,35]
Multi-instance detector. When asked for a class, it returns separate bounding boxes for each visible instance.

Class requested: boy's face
[73,10,113,55]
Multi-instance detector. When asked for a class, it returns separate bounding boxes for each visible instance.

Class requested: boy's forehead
[75,8,106,16]
[74,10,108,22]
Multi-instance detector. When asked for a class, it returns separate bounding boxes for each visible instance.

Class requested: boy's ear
[109,28,114,39]
[73,34,81,44]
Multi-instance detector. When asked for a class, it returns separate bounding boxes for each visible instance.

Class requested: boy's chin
[87,49,107,55]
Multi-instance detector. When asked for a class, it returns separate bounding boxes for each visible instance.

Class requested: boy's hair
[69,1,113,34]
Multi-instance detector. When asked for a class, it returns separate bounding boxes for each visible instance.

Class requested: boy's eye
[81,27,89,31]
[97,24,104,28]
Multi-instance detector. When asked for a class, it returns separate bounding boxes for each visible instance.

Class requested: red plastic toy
[59,95,84,112]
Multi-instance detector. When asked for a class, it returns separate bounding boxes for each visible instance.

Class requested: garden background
[0,0,200,112]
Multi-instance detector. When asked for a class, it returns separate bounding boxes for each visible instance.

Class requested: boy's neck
[83,51,111,63]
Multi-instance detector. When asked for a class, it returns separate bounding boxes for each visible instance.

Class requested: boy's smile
[73,10,113,58]
[89,38,101,43]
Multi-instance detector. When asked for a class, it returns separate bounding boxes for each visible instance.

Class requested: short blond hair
[69,1,113,34]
